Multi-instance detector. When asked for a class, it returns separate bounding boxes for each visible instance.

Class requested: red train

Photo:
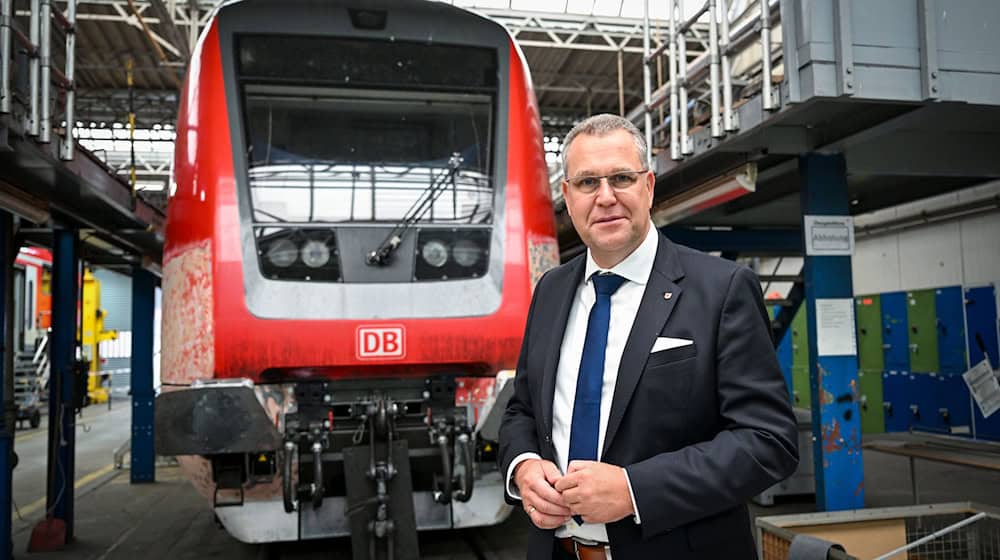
[154,0,557,555]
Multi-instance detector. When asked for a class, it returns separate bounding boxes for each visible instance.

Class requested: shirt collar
[584,221,658,287]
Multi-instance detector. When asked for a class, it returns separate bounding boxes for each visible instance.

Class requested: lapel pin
[663,292,673,300]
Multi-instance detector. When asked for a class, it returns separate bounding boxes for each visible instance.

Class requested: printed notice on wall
[804,215,854,256]
[963,358,1000,418]
[816,298,857,356]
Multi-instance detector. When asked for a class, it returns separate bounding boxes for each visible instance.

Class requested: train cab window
[236,35,499,282]
[237,35,496,226]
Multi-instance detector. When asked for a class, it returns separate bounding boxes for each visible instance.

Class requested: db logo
[356,325,406,360]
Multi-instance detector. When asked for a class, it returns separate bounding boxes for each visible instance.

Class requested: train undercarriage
[156,374,513,560]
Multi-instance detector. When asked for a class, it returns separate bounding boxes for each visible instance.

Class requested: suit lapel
[540,256,585,436]
[602,234,685,458]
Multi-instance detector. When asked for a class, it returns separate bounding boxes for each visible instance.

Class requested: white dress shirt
[506,222,658,543]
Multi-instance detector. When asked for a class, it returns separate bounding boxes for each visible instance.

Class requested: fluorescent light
[651,163,756,226]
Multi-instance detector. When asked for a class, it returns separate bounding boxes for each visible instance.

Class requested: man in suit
[498,114,799,559]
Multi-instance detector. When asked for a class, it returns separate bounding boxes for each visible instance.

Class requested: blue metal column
[0,211,14,559]
[799,154,865,511]
[130,267,156,483]
[47,229,79,540]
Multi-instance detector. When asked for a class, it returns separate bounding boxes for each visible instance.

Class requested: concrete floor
[8,400,1000,559]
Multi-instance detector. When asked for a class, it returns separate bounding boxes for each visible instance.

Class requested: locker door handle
[910,344,918,353]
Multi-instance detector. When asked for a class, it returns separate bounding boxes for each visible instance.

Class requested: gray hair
[561,114,648,174]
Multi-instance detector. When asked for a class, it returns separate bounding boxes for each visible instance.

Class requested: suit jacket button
[544,435,551,443]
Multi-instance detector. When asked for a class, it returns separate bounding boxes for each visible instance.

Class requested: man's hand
[513,459,572,529]
[554,460,634,524]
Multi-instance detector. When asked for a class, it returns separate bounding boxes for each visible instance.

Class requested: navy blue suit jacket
[498,232,799,559]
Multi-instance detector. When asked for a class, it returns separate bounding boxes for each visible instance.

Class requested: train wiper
[366,153,464,266]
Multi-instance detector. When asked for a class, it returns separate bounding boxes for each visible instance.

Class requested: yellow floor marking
[14,430,45,444]
[15,463,117,518]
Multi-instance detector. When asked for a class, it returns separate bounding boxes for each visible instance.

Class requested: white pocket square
[651,336,694,353]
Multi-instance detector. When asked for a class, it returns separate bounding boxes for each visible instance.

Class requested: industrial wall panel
[855,295,884,372]
[934,286,967,375]
[906,290,940,374]
[936,1,1000,73]
[959,213,1000,287]
[897,222,964,291]
[853,204,1000,298]
[881,292,910,373]
[858,369,885,434]
[851,235,901,294]
[93,269,132,331]
[965,285,1000,368]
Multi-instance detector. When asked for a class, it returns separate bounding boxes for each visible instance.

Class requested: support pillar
[0,211,14,559]
[799,154,864,511]
[44,228,79,542]
[130,267,155,483]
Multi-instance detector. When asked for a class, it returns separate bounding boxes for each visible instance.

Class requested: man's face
[561,129,655,268]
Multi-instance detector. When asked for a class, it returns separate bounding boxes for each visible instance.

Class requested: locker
[964,285,1000,440]
[935,286,967,375]
[882,372,914,432]
[858,369,885,433]
[909,373,970,435]
[774,304,794,403]
[881,292,910,373]
[790,305,811,409]
[907,289,940,373]
[965,285,999,368]
[856,295,884,371]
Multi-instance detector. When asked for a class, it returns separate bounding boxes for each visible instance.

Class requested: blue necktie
[568,272,626,525]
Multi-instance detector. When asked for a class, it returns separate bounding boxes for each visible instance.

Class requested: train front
[155,0,557,552]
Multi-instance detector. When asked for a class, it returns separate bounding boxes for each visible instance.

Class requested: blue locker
[910,374,971,434]
[774,305,794,402]
[965,285,1000,440]
[965,286,999,368]
[882,292,910,373]
[935,286,967,375]
[882,372,915,432]
[939,375,973,435]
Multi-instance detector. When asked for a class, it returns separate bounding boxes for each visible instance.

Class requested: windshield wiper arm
[366,153,464,267]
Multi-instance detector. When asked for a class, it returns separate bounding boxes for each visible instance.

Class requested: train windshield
[237,36,497,225]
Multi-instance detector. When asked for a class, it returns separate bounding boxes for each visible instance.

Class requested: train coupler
[428,411,475,504]
[344,398,418,560]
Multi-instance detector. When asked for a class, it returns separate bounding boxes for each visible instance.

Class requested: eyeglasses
[565,170,648,194]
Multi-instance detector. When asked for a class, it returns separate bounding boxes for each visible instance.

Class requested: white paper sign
[816,298,858,356]
[804,215,854,256]
[963,358,1000,418]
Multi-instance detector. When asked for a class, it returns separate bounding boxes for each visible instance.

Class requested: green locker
[906,290,940,373]
[856,295,885,372]
[856,295,886,433]
[791,305,811,409]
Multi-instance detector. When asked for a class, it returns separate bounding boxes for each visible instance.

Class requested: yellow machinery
[80,269,117,405]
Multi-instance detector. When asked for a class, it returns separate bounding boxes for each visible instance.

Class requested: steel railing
[1,0,78,159]
[636,0,782,165]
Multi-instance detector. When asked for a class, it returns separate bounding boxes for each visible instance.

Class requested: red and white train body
[156,0,557,549]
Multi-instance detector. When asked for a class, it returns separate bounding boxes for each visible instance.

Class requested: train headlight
[301,240,331,268]
[266,238,298,268]
[420,240,448,268]
[452,240,481,267]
